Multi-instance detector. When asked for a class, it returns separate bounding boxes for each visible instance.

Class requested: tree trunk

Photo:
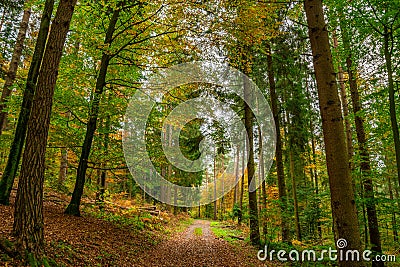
[384,28,400,187]
[65,8,120,216]
[347,55,383,265]
[213,147,217,220]
[340,22,383,264]
[258,127,268,242]
[58,148,68,185]
[243,68,260,246]
[266,43,290,243]
[388,175,398,242]
[0,0,55,205]
[304,1,362,265]
[333,33,354,171]
[289,151,302,241]
[238,133,246,224]
[13,0,77,258]
[233,145,239,205]
[98,96,110,210]
[0,8,31,134]
[310,119,322,238]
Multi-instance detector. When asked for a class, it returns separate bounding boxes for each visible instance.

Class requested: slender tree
[0,0,55,205]
[266,43,290,243]
[243,53,260,246]
[340,20,383,265]
[65,7,120,216]
[0,8,31,134]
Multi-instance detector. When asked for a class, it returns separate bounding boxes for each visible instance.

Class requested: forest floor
[0,191,271,267]
[137,219,269,267]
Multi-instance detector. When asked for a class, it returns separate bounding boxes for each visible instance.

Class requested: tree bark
[243,68,260,246]
[238,133,246,224]
[258,127,268,241]
[289,151,301,241]
[65,8,120,216]
[333,33,354,171]
[213,148,217,220]
[384,27,400,187]
[13,0,76,258]
[388,175,398,242]
[0,0,55,205]
[233,145,239,205]
[58,148,68,185]
[0,8,31,134]
[97,95,111,210]
[266,43,290,243]
[304,1,362,265]
[310,119,322,238]
[340,21,383,264]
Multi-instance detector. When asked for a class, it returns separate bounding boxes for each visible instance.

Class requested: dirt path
[137,220,265,267]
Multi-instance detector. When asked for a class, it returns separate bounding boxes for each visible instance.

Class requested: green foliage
[210,221,247,243]
[194,227,203,236]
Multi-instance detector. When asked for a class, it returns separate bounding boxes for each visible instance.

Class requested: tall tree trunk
[0,8,31,134]
[58,148,68,185]
[347,56,383,266]
[388,175,398,242]
[310,119,322,238]
[98,95,111,210]
[304,1,362,266]
[289,151,302,241]
[233,145,239,205]
[65,8,120,216]
[340,22,383,264]
[243,67,260,246]
[266,43,290,243]
[383,27,400,187]
[258,127,268,242]
[0,0,55,205]
[213,147,217,220]
[13,0,76,258]
[238,134,246,224]
[333,33,354,171]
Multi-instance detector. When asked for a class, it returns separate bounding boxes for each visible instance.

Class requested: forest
[0,0,399,266]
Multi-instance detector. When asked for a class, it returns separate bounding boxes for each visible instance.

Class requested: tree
[0,0,55,205]
[339,15,383,264]
[265,42,290,243]
[65,5,121,216]
[13,0,77,258]
[0,8,31,134]
[243,60,261,246]
[304,1,362,266]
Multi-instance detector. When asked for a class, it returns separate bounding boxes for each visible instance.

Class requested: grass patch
[194,227,203,236]
[174,217,194,234]
[210,221,246,243]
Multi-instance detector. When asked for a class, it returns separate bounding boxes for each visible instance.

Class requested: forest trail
[137,220,267,267]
